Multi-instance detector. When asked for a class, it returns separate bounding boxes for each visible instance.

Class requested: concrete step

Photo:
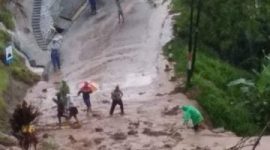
[32,25,40,29]
[32,22,40,25]
[32,19,41,22]
[33,8,41,11]
[32,12,41,15]
[32,18,40,21]
[33,5,41,8]
[32,16,41,19]
[32,0,49,51]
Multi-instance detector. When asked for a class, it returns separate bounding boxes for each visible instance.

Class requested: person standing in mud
[115,0,124,23]
[50,40,61,72]
[110,85,124,115]
[78,82,93,114]
[53,92,68,127]
[88,0,97,15]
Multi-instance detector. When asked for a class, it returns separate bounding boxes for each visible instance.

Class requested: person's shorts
[69,107,78,117]
[193,124,199,131]
[57,105,65,117]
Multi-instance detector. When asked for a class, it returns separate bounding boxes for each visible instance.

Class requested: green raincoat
[181,105,203,126]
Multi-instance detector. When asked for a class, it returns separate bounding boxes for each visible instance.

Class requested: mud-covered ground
[25,0,270,149]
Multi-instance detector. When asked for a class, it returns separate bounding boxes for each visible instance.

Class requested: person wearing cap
[181,105,204,132]
[78,82,93,114]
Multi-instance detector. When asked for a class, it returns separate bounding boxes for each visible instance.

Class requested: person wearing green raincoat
[181,105,204,131]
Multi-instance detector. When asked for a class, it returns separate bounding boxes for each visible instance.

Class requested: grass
[163,39,260,136]
[0,8,15,30]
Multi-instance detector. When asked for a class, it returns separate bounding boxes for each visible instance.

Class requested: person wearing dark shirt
[110,85,124,116]
[53,92,68,127]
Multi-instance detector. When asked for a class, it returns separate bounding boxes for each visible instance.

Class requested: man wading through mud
[88,0,97,15]
[110,85,124,116]
[115,0,124,23]
[53,92,68,127]
[78,82,93,114]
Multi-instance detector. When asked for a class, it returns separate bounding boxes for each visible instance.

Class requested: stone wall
[40,0,61,41]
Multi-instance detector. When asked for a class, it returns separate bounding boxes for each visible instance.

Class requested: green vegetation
[171,0,270,70]
[166,0,270,136]
[0,30,39,132]
[164,40,260,135]
[0,0,15,30]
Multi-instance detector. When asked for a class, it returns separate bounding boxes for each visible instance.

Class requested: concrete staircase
[32,0,48,51]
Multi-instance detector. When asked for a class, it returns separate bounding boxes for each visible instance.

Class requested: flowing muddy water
[25,0,270,149]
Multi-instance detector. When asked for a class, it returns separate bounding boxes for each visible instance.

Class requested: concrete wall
[40,0,60,41]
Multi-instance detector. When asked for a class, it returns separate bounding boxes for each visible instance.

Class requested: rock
[0,144,7,150]
[194,146,211,150]
[42,88,47,93]
[165,65,171,72]
[95,128,104,132]
[9,146,22,150]
[71,122,82,129]
[169,76,177,81]
[81,138,92,147]
[212,127,225,133]
[94,138,104,145]
[163,105,180,116]
[156,93,165,96]
[40,137,59,150]
[164,144,172,148]
[111,132,127,140]
[138,92,145,95]
[23,28,30,34]
[42,133,49,139]
[101,100,110,104]
[167,99,173,102]
[143,121,153,127]
[92,113,102,119]
[142,128,169,136]
[128,120,140,129]
[169,86,185,95]
[98,145,106,150]
[68,135,77,143]
[0,132,18,146]
[171,132,183,142]
[127,130,138,135]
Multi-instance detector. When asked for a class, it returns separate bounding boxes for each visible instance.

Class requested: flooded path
[25,0,270,149]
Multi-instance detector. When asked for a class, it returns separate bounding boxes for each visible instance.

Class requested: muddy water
[25,0,270,149]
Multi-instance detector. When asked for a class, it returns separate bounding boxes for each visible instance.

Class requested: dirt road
[25,0,270,149]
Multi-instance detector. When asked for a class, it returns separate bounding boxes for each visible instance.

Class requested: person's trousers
[83,98,91,108]
[88,0,96,12]
[51,53,61,70]
[110,100,124,115]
